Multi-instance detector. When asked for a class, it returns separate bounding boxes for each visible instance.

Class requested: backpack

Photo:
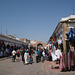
[17,50,19,54]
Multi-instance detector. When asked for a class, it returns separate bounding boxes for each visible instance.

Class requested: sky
[0,0,75,43]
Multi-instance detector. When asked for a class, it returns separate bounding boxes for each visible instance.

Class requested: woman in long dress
[51,49,57,69]
[24,49,29,64]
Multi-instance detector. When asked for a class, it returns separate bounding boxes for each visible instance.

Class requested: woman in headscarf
[24,49,29,65]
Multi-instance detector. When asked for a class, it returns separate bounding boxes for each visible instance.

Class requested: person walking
[16,49,20,60]
[29,52,33,64]
[42,49,45,62]
[6,48,9,57]
[51,49,57,69]
[55,47,62,64]
[24,49,29,65]
[22,49,25,64]
[37,49,41,62]
[12,50,16,62]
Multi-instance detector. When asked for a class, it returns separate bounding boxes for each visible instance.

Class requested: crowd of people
[0,40,13,58]
[12,48,34,65]
[11,45,62,68]
[1,40,75,71]
[9,42,75,72]
[36,47,62,69]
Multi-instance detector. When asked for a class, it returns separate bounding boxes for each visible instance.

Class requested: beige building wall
[62,23,70,54]
[31,41,47,49]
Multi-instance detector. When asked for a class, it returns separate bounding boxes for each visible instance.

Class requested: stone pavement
[0,54,75,75]
[44,60,60,72]
[0,56,12,61]
[44,60,75,75]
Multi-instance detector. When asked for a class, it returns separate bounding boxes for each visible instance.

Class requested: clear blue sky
[0,0,75,43]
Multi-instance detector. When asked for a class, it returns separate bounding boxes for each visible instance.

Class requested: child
[29,53,33,64]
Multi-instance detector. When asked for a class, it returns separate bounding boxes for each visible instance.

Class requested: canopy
[66,28,75,41]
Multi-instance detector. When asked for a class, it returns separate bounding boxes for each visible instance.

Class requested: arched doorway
[37,43,43,49]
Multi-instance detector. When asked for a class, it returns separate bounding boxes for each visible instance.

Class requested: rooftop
[60,15,75,22]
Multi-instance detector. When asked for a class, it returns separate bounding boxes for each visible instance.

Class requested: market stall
[65,28,75,71]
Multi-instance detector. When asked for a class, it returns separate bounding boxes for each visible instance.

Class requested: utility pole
[1,27,2,34]
[6,29,8,35]
[73,8,74,15]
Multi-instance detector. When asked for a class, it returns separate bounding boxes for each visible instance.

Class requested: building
[48,15,75,54]
[6,34,16,39]
[31,40,47,49]
[19,38,33,49]
[0,34,27,46]
[19,38,30,44]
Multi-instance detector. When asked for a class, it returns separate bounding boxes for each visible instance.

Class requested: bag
[17,50,19,54]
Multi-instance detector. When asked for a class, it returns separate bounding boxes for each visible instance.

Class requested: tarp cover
[66,28,75,41]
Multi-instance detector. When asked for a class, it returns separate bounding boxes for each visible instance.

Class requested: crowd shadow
[54,66,59,69]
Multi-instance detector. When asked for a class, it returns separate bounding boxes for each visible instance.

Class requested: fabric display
[66,28,75,41]
[59,53,65,71]
[70,51,74,67]
[74,50,75,65]
[66,54,68,68]
[67,50,75,70]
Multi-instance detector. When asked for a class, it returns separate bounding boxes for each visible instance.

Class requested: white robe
[51,52,57,61]
[24,53,29,64]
